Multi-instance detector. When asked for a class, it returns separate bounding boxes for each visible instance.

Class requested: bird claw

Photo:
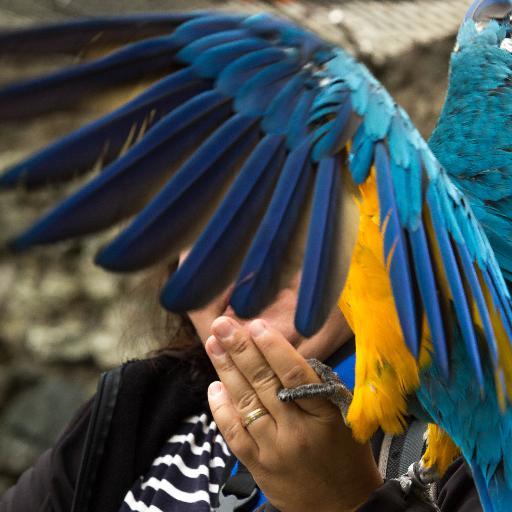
[277,358,353,424]
[415,462,440,486]
[395,462,440,510]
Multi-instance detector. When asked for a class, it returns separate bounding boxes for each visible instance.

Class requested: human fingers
[205,335,276,440]
[207,380,258,465]
[211,317,290,419]
[249,319,339,418]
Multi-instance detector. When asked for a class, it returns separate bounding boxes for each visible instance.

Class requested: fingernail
[249,319,266,338]
[214,318,234,341]
[208,337,226,357]
[209,381,222,397]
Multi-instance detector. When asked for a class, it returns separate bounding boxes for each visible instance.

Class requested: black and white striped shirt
[119,413,233,512]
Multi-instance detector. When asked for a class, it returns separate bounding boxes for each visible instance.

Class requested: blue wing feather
[235,56,302,116]
[161,134,286,310]
[262,73,307,134]
[482,267,512,342]
[388,114,414,169]
[309,104,344,124]
[409,223,450,378]
[170,14,246,47]
[349,124,375,184]
[176,29,250,63]
[311,96,360,161]
[0,13,202,55]
[364,90,395,140]
[296,157,342,336]
[311,81,347,112]
[192,38,270,78]
[217,47,286,96]
[456,241,501,388]
[286,88,316,148]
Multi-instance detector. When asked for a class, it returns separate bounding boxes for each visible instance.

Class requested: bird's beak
[465,0,512,23]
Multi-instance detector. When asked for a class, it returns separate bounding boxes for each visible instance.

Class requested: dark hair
[136,263,211,376]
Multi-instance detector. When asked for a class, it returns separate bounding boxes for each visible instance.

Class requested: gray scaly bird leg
[277,358,352,424]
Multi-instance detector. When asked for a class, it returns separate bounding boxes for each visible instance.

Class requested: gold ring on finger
[242,407,269,428]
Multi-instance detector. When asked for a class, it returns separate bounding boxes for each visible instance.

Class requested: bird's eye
[466,0,512,23]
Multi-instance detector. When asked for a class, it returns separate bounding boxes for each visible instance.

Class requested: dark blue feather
[235,56,301,116]
[312,96,360,161]
[11,91,232,250]
[161,135,286,310]
[375,143,421,358]
[286,89,316,148]
[0,13,202,55]
[262,73,306,134]
[482,267,512,342]
[470,462,494,512]
[176,29,249,63]
[191,38,270,79]
[457,241,500,367]
[427,186,485,388]
[95,114,260,271]
[230,138,314,317]
[296,157,342,336]
[409,223,450,378]
[0,35,181,120]
[217,47,286,96]
[171,14,245,47]
[308,104,343,124]
[0,68,208,188]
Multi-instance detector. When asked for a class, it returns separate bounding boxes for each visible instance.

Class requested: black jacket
[0,354,482,512]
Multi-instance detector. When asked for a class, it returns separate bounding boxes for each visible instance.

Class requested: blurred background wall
[0,0,470,495]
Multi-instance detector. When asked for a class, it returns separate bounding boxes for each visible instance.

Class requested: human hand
[205,316,383,512]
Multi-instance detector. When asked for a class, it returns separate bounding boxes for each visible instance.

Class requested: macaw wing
[2,12,512,395]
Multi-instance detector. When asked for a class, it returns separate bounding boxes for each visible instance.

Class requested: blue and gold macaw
[2,1,512,510]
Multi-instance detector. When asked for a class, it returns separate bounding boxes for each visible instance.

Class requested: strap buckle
[216,485,259,511]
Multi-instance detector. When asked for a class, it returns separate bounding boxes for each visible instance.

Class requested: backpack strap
[71,366,122,512]
[378,419,428,480]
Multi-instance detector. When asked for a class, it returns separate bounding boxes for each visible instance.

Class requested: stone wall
[0,0,455,496]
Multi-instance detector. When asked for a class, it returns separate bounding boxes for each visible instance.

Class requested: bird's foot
[395,461,440,511]
[415,462,440,486]
[277,358,352,424]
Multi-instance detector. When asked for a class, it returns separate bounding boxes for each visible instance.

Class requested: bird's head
[457,0,512,52]
[465,0,512,22]
[429,0,512,200]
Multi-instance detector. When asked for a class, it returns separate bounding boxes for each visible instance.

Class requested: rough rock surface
[0,0,454,496]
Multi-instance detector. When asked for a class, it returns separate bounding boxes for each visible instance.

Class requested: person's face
[181,252,353,360]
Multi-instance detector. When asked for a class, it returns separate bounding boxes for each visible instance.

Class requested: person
[0,268,483,512]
